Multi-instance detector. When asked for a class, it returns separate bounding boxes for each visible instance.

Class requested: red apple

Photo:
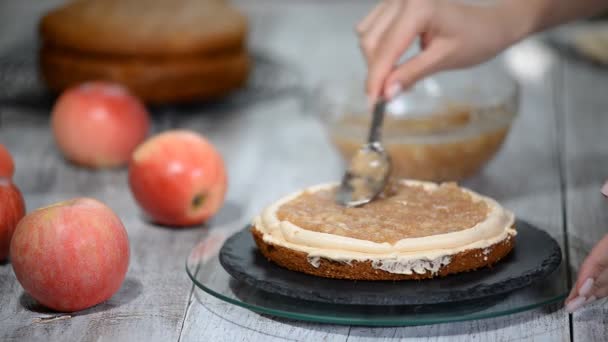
[0,145,25,261]
[0,144,15,179]
[10,198,130,312]
[51,81,150,168]
[0,180,25,261]
[128,130,227,226]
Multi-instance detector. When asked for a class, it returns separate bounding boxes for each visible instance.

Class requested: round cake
[251,180,516,280]
[38,0,250,103]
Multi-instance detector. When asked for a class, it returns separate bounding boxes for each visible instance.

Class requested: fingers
[594,266,608,298]
[381,42,449,97]
[366,18,420,101]
[363,0,438,102]
[566,234,608,312]
[358,1,402,64]
[577,234,608,289]
[566,277,593,303]
[601,180,608,197]
[357,1,387,34]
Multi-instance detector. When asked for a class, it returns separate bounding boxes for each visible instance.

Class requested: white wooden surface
[0,1,606,341]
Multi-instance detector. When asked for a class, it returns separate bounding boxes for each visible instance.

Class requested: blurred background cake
[38,0,250,104]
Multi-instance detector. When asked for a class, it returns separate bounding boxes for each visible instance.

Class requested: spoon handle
[367,100,386,143]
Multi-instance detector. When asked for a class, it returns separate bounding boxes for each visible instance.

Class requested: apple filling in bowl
[316,66,519,182]
[330,105,513,182]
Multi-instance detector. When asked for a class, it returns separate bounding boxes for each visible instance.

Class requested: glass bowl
[314,61,520,182]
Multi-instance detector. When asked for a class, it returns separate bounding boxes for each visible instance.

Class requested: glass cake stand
[185,226,569,327]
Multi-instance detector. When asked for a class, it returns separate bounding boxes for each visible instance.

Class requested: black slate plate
[219,220,562,306]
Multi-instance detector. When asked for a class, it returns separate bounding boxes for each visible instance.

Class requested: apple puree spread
[331,106,512,182]
[276,182,488,244]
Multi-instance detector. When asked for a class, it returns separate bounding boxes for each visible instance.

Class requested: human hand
[565,232,608,312]
[565,183,608,312]
[357,0,525,101]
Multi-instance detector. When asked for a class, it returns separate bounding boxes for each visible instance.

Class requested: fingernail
[602,181,608,197]
[386,83,402,99]
[565,296,586,313]
[579,278,594,297]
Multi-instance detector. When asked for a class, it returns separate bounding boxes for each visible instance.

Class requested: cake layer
[252,180,516,275]
[40,0,247,57]
[252,227,515,280]
[40,47,250,103]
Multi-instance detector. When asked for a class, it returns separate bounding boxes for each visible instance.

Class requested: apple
[51,81,150,168]
[0,144,15,179]
[0,180,25,261]
[10,198,130,312]
[0,145,25,261]
[128,130,227,226]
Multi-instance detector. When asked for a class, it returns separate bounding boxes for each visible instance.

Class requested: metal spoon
[336,100,391,207]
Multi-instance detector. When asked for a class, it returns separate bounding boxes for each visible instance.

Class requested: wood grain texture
[0,104,206,342]
[347,305,565,342]
[561,56,608,341]
[1,0,604,341]
[180,289,350,342]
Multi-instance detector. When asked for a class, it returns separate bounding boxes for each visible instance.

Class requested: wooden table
[1,1,606,341]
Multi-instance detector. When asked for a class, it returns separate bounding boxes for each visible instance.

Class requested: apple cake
[38,0,250,103]
[251,180,516,280]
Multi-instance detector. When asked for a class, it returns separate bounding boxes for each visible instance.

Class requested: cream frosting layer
[253,180,516,275]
